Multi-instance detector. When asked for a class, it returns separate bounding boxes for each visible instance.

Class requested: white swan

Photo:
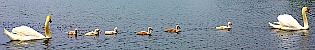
[104,27,118,35]
[3,15,52,41]
[164,25,181,33]
[85,29,100,36]
[269,7,311,30]
[136,27,153,35]
[216,22,232,30]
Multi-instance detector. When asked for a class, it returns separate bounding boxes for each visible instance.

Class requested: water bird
[164,25,181,33]
[3,15,52,41]
[136,27,153,35]
[68,28,78,35]
[85,29,100,36]
[216,22,232,30]
[104,27,118,35]
[269,7,311,30]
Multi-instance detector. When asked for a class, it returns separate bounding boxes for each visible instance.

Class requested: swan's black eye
[49,20,52,23]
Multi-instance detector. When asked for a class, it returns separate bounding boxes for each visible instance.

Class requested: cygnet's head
[228,22,232,25]
[176,25,181,29]
[148,27,153,30]
[114,27,118,32]
[95,28,100,32]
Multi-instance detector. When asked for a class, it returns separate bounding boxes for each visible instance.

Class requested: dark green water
[0,0,315,50]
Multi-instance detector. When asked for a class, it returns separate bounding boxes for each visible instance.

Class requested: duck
[136,27,153,35]
[216,22,232,30]
[68,28,78,35]
[85,29,100,36]
[104,27,118,35]
[3,15,52,41]
[269,7,311,30]
[164,25,181,33]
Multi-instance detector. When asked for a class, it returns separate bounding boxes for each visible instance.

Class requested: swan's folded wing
[12,26,45,38]
[4,28,20,40]
[277,14,302,28]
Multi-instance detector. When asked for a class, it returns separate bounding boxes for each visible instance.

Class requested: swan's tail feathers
[269,22,281,29]
[269,22,275,26]
[4,28,19,40]
[4,28,9,34]
[273,22,280,25]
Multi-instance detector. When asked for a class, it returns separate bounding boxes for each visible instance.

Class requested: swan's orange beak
[306,9,311,13]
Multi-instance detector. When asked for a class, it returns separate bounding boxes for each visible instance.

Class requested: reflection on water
[43,39,51,46]
[270,29,309,50]
[4,39,51,49]
[104,35,115,37]
[300,32,309,50]
[42,39,52,50]
[68,35,77,39]
[216,29,231,32]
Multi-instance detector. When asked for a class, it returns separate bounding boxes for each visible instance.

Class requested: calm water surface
[0,0,315,50]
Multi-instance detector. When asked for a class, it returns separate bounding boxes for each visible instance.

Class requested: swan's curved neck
[114,27,118,32]
[114,29,117,32]
[301,10,309,29]
[148,29,151,34]
[227,24,231,28]
[95,31,99,34]
[44,16,51,38]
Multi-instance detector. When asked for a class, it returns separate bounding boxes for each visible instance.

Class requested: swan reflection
[271,29,309,50]
[5,39,51,46]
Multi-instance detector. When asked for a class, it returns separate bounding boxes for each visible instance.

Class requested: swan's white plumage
[277,14,302,29]
[12,26,46,38]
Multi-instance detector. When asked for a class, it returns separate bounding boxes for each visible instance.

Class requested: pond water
[0,0,315,50]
